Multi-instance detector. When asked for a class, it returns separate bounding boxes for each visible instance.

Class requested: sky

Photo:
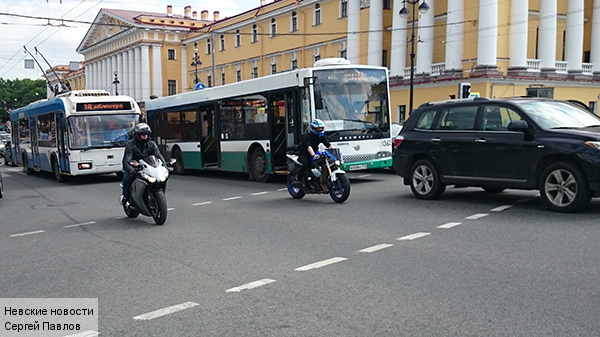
[0,0,259,80]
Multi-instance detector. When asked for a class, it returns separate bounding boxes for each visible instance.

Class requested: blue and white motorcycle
[286,147,351,203]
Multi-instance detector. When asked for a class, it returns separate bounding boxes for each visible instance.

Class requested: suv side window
[481,105,522,131]
[434,106,478,131]
[415,109,438,130]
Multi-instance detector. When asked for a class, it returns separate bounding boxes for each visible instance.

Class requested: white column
[181,45,188,92]
[416,0,434,75]
[140,44,151,101]
[91,61,97,89]
[117,52,124,95]
[121,51,128,96]
[135,46,142,101]
[444,0,464,72]
[390,0,407,77]
[128,49,135,99]
[538,0,557,71]
[476,0,498,67]
[101,58,108,91]
[152,44,163,98]
[591,0,600,74]
[346,0,361,64]
[367,0,383,66]
[565,0,584,73]
[508,0,529,70]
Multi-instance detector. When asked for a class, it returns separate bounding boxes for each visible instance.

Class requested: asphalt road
[1,165,599,336]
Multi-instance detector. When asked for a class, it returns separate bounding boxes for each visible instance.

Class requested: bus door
[30,117,40,169]
[270,91,298,172]
[199,104,219,168]
[55,113,70,173]
[151,109,169,156]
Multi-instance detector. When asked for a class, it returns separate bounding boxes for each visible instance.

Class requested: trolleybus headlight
[78,162,92,170]
[141,172,156,183]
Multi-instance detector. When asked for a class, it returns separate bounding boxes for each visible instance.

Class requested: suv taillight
[393,136,403,148]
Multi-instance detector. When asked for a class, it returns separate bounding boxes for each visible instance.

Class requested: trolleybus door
[270,91,297,171]
[30,117,40,169]
[199,104,219,168]
[55,113,70,173]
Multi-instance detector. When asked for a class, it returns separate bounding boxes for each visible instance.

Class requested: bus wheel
[172,148,185,175]
[52,157,65,182]
[251,148,268,183]
[22,154,33,175]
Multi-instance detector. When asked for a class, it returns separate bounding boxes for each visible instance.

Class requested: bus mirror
[314,89,323,110]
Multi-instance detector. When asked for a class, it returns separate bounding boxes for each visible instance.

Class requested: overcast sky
[0,0,259,80]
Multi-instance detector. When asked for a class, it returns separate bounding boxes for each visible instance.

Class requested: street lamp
[191,42,202,84]
[113,71,120,95]
[399,0,429,114]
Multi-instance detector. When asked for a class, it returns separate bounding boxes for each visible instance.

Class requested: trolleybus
[145,58,393,182]
[9,90,141,181]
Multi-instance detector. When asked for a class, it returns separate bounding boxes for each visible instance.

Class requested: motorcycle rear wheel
[329,174,351,203]
[149,190,168,225]
[287,171,305,199]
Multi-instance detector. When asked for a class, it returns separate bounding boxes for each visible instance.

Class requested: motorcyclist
[296,118,334,184]
[120,123,166,205]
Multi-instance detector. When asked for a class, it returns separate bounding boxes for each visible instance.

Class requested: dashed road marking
[251,191,270,196]
[63,221,96,228]
[437,222,462,229]
[491,205,513,212]
[356,174,372,178]
[191,201,213,206]
[397,232,431,241]
[222,196,242,201]
[358,243,393,253]
[226,279,276,293]
[133,302,199,321]
[277,188,287,191]
[295,257,348,271]
[9,230,45,237]
[465,213,488,220]
[167,207,175,211]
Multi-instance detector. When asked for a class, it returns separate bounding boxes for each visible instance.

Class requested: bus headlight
[141,172,156,183]
[78,163,92,170]
[376,151,392,158]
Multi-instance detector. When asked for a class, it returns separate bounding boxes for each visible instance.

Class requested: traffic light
[458,83,471,99]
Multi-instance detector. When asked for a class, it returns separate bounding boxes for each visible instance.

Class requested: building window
[168,80,177,96]
[339,42,346,59]
[207,74,212,88]
[235,30,241,47]
[252,61,258,79]
[314,48,321,63]
[236,65,241,82]
[168,49,176,60]
[206,38,212,55]
[219,35,225,52]
[291,11,298,32]
[384,0,391,10]
[291,52,298,69]
[221,70,226,85]
[526,87,554,98]
[271,57,277,75]
[313,4,322,26]
[382,49,388,67]
[340,0,348,18]
[270,18,277,38]
[252,24,258,43]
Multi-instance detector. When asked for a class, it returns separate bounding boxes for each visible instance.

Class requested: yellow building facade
[75,0,600,122]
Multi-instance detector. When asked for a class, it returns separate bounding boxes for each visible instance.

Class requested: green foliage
[0,78,47,122]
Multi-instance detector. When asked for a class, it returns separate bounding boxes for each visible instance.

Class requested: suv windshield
[515,100,600,129]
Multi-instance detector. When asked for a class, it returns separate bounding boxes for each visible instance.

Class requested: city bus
[9,90,141,181]
[145,58,393,182]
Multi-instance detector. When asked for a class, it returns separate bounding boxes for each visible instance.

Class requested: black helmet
[134,123,151,135]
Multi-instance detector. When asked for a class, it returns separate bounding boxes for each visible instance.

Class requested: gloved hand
[312,154,321,161]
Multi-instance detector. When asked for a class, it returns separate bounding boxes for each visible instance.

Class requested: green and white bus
[145,58,393,182]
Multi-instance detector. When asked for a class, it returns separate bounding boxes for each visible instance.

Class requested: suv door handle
[475,138,486,143]
[431,137,441,142]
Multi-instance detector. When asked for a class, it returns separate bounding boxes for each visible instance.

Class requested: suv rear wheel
[540,162,591,213]
[409,159,446,200]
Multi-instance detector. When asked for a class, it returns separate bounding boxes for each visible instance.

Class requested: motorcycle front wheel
[329,174,351,203]
[148,190,168,225]
[123,202,140,218]
[287,171,305,199]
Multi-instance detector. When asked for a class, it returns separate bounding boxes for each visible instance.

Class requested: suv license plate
[349,164,367,171]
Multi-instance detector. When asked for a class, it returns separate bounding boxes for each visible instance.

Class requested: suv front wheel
[540,162,591,213]
[409,159,446,200]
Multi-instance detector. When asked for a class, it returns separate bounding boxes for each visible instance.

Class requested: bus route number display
[76,102,132,112]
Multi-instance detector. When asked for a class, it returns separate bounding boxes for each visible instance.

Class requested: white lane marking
[465,213,488,220]
[63,330,99,337]
[356,174,372,178]
[277,188,287,191]
[491,205,513,212]
[516,198,532,203]
[191,201,213,206]
[397,232,431,241]
[295,257,347,271]
[437,222,462,229]
[167,207,175,211]
[2,173,10,177]
[222,196,242,201]
[251,191,270,196]
[63,221,96,228]
[10,230,45,237]
[359,243,393,253]
[225,279,276,293]
[133,302,199,321]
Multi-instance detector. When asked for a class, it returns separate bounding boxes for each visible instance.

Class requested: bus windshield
[69,114,137,149]
[314,68,389,134]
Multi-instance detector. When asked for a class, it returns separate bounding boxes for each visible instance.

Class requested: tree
[0,78,47,123]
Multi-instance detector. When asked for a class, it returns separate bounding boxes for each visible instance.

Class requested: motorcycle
[286,147,351,203]
[123,155,175,225]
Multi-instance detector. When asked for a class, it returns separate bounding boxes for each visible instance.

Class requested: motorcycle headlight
[159,172,169,182]
[141,172,156,183]
[335,160,341,166]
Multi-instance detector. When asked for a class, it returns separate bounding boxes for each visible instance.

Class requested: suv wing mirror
[507,120,528,132]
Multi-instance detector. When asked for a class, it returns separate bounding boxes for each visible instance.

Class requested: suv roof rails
[423,97,490,107]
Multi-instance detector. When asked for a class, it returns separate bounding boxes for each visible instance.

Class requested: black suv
[393,97,600,212]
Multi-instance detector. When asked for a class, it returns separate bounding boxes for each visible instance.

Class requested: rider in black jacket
[120,123,166,205]
[297,119,334,183]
